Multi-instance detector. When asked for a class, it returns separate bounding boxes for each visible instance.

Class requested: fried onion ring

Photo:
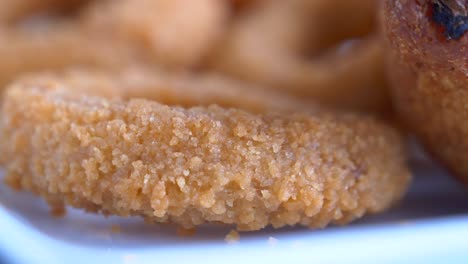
[211,0,390,113]
[384,0,468,183]
[80,0,227,68]
[0,0,226,87]
[0,69,411,231]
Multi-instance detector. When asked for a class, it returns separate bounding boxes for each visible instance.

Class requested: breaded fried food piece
[0,69,411,231]
[384,0,468,184]
[211,0,390,113]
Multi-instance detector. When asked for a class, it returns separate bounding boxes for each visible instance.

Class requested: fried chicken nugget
[0,69,411,231]
[384,0,468,184]
[211,0,390,113]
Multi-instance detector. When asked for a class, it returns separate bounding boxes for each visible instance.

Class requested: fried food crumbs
[225,230,240,243]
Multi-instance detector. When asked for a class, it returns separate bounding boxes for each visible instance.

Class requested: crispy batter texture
[0,0,226,87]
[211,0,390,113]
[384,0,468,184]
[0,69,411,231]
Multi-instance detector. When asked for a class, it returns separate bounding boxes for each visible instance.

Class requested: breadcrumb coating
[225,230,240,242]
[0,70,411,231]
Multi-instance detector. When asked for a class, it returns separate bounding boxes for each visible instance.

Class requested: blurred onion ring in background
[0,0,227,88]
[211,0,390,113]
[0,68,411,231]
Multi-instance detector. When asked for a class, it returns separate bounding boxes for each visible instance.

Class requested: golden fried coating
[384,0,468,184]
[0,0,227,88]
[211,0,390,113]
[0,69,411,231]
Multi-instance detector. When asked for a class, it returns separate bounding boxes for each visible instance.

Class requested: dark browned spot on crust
[430,0,468,40]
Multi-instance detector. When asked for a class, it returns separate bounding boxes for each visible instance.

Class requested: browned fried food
[211,0,390,113]
[384,0,468,184]
[0,69,411,231]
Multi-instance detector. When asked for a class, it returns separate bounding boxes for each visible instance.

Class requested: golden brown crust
[384,0,467,74]
[0,69,411,231]
[384,0,468,184]
[387,54,468,184]
[211,0,390,113]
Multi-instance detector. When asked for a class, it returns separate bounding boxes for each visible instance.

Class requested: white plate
[1,159,468,264]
